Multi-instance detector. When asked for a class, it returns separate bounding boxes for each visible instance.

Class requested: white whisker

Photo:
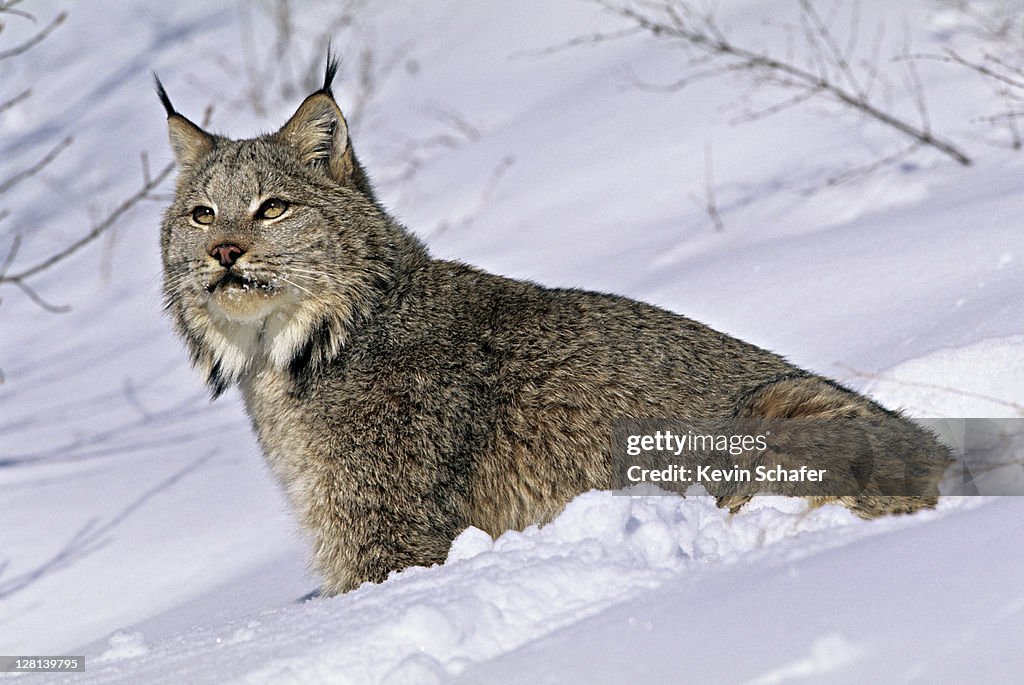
[278,276,316,297]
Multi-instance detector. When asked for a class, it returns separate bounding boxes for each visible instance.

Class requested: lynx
[157,56,952,594]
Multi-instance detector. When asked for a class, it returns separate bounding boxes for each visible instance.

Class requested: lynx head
[158,54,396,397]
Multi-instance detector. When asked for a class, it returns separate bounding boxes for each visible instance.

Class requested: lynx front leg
[310,497,457,595]
[300,465,466,595]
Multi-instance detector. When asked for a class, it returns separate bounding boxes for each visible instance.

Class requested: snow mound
[94,632,150,664]
[57,491,888,684]
[864,335,1024,418]
[447,489,865,572]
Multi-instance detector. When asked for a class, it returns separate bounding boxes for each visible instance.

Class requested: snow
[461,497,1024,685]
[1,0,1022,682]
[863,335,1024,417]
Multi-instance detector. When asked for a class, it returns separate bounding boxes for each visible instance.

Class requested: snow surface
[1,0,1022,682]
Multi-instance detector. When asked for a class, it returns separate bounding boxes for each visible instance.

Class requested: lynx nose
[209,243,244,267]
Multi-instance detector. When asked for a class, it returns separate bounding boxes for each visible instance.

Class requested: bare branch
[908,49,1024,92]
[0,135,72,195]
[859,20,887,101]
[797,1,831,83]
[0,0,34,21]
[10,277,68,312]
[366,95,486,189]
[906,49,1024,149]
[0,87,30,115]
[346,39,414,129]
[931,0,1024,44]
[424,104,482,142]
[0,9,64,60]
[140,151,152,186]
[905,54,930,132]
[225,0,382,123]
[981,52,1024,84]
[842,0,862,67]
[729,84,822,123]
[592,0,972,166]
[994,100,1022,150]
[839,364,1024,417]
[0,158,174,288]
[818,141,921,188]
[0,452,216,600]
[433,155,516,236]
[511,26,645,58]
[624,60,758,92]
[688,142,724,231]
[0,233,19,277]
[800,0,864,98]
[0,109,211,310]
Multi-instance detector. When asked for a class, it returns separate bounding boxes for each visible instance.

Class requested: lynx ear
[154,75,214,169]
[167,117,215,170]
[277,91,356,186]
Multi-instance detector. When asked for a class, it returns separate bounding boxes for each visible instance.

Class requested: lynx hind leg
[733,375,953,519]
[711,493,935,519]
[834,494,939,519]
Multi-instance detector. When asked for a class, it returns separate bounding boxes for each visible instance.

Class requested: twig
[8,278,66,312]
[0,0,34,21]
[0,388,219,467]
[592,0,972,166]
[0,232,18,278]
[376,105,482,188]
[424,104,481,142]
[932,0,1023,43]
[818,141,921,188]
[0,451,215,600]
[839,364,1024,416]
[906,49,1024,92]
[624,60,756,93]
[0,160,174,287]
[0,10,65,60]
[228,0,370,119]
[898,21,930,135]
[511,26,646,58]
[858,19,886,101]
[433,155,516,236]
[994,98,1022,149]
[688,142,724,230]
[0,107,212,310]
[0,87,30,115]
[0,135,72,195]
[0,134,73,312]
[345,39,413,129]
[906,49,1024,148]
[729,84,821,123]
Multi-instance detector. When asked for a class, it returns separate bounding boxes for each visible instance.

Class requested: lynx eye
[256,198,289,220]
[191,206,215,225]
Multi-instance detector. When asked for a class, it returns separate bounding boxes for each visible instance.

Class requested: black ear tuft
[322,44,340,97]
[153,73,177,118]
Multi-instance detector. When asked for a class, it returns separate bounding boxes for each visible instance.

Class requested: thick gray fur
[159,62,953,594]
